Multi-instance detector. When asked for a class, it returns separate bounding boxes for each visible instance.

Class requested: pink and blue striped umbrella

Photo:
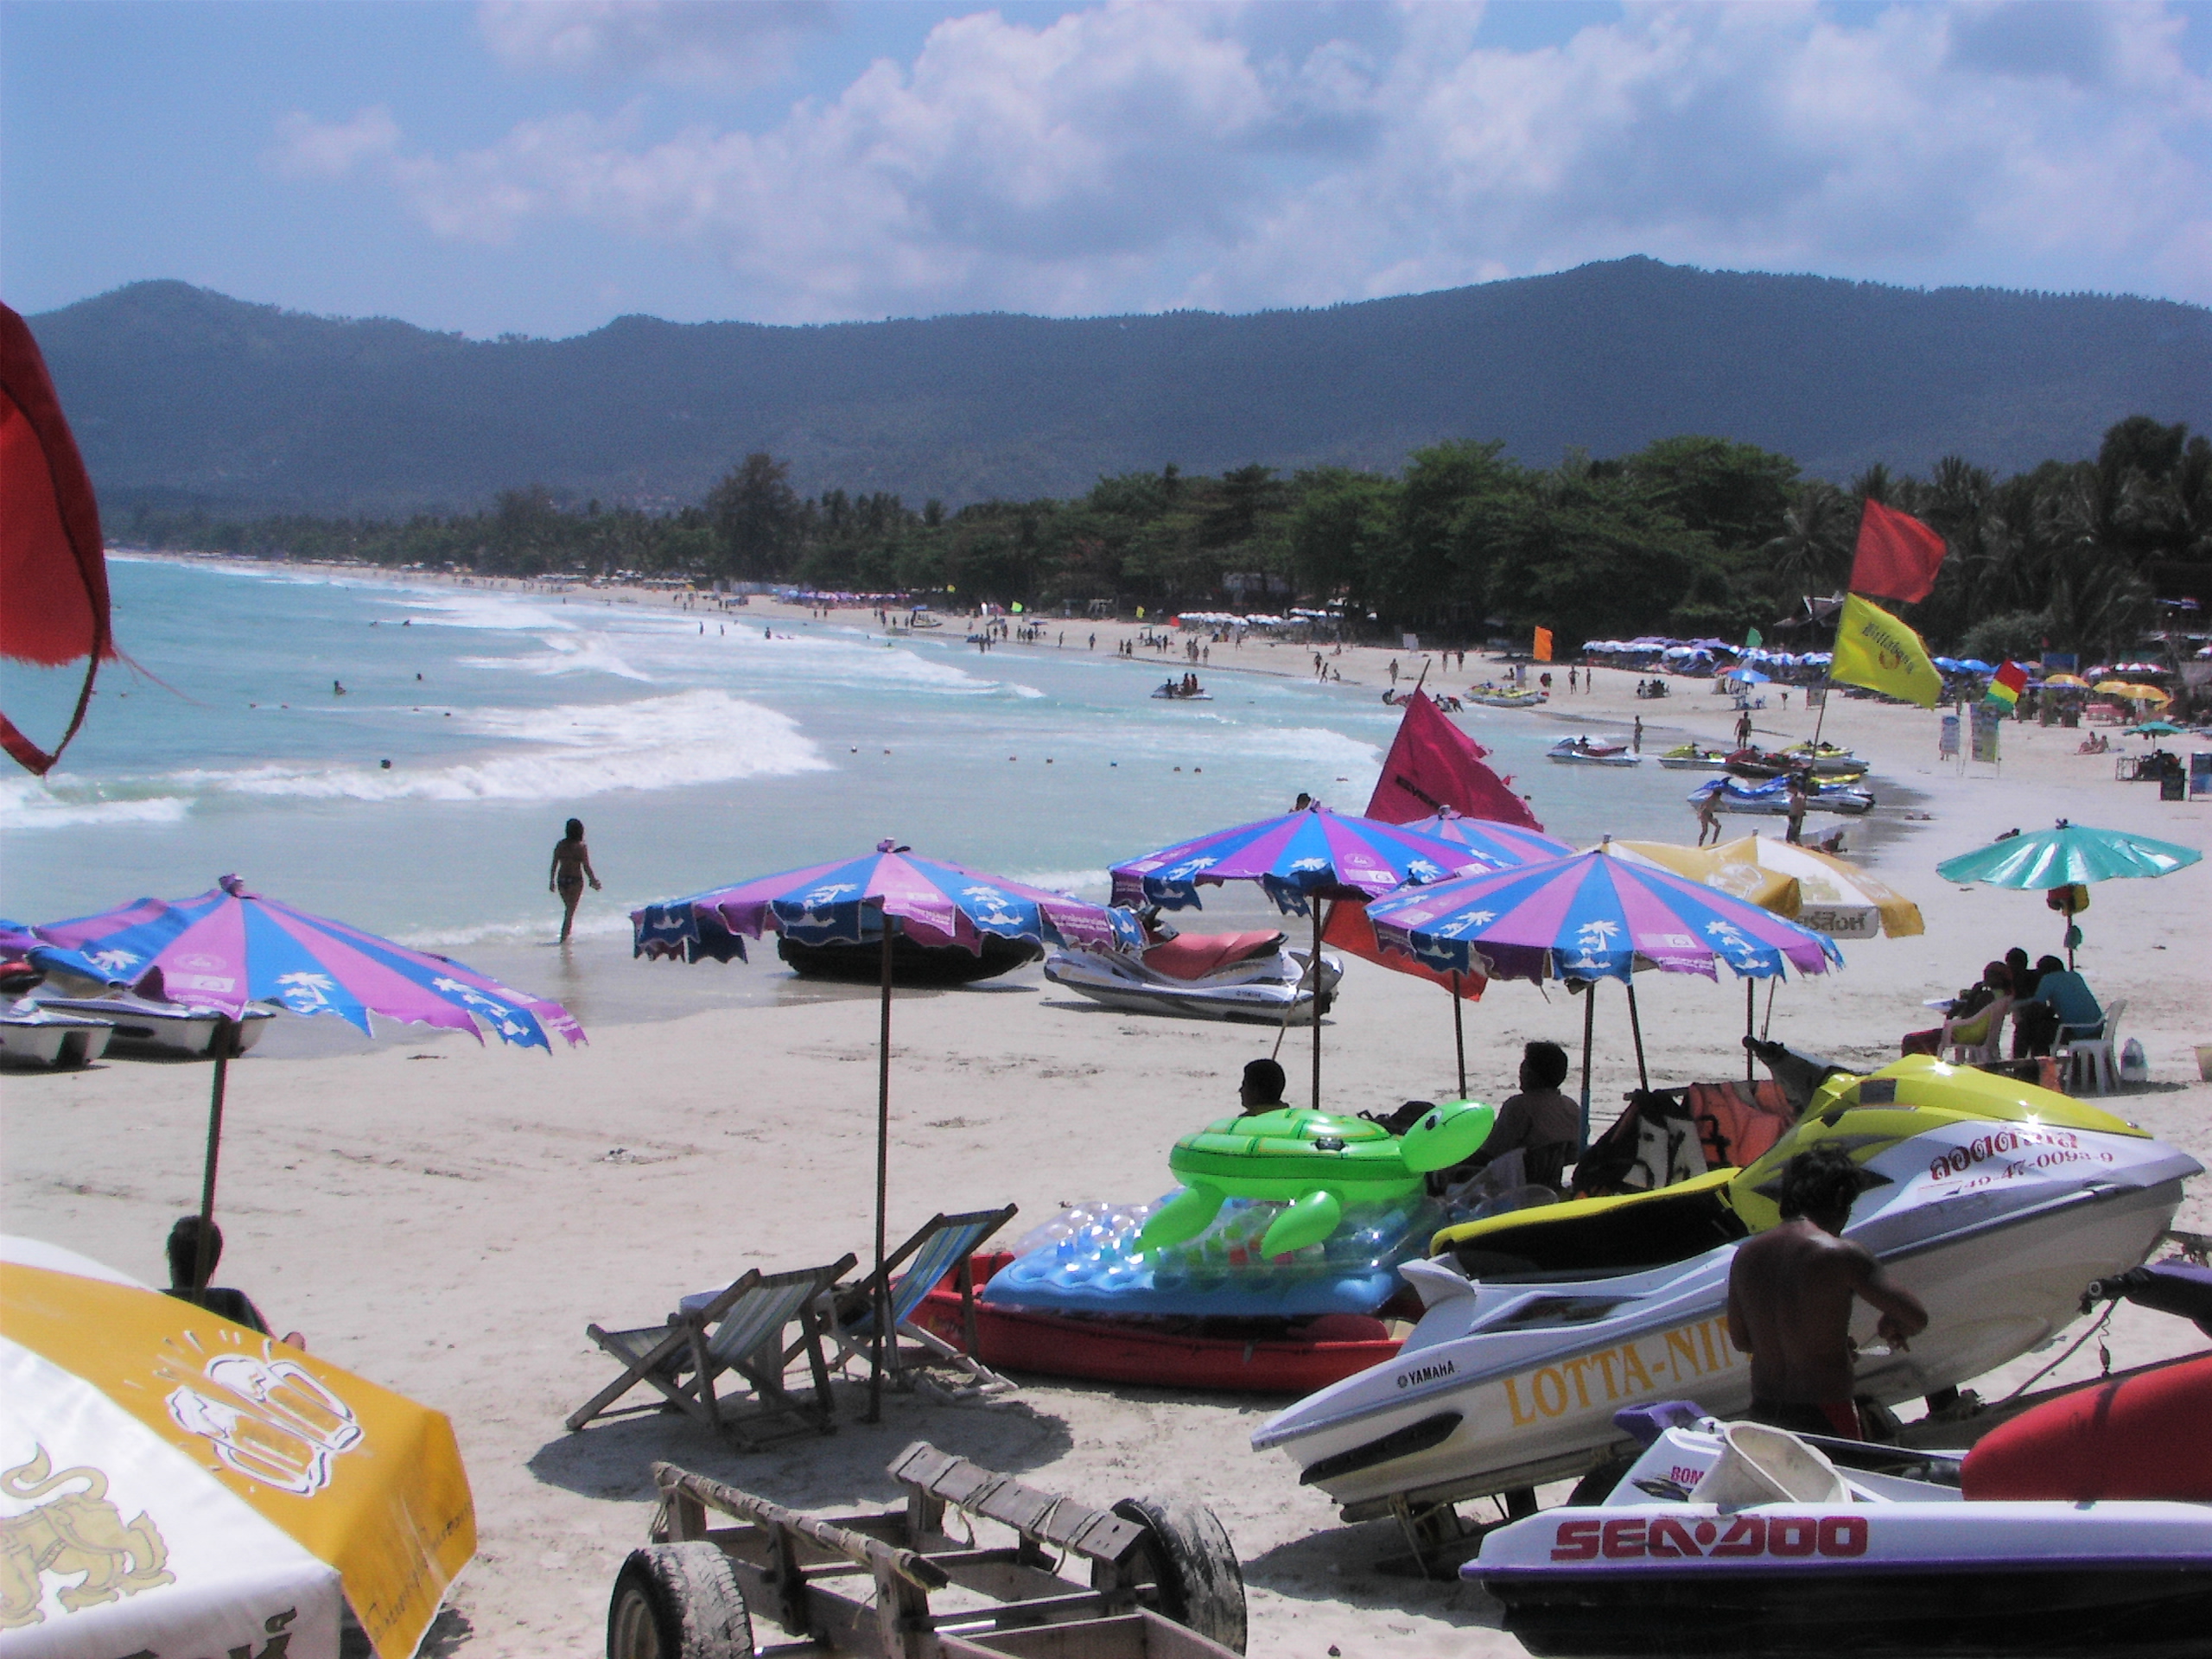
[1396,809,1574,872]
[632,840,1136,962]
[1110,804,1485,914]
[34,874,582,1049]
[1367,842,1843,987]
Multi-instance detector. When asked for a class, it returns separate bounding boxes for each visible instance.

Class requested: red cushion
[1961,1354,2212,1501]
[1142,931,1286,981]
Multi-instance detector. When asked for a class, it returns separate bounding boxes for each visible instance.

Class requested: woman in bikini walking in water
[550,817,602,944]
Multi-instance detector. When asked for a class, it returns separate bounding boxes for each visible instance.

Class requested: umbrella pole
[192,1020,237,1294]
[868,912,893,1426]
[1311,901,1325,1111]
[1451,973,1466,1099]
[1764,975,1778,1041]
[1624,979,1649,1093]
[1578,982,1595,1157]
[1745,979,1756,1081]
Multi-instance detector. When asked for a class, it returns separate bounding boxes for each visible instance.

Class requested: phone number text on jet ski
[1926,1126,2113,1187]
[1502,1315,1739,1427]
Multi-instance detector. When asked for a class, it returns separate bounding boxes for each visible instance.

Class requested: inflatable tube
[1961,1354,2212,1502]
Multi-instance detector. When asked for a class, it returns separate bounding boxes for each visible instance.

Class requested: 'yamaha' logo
[1396,1359,1455,1389]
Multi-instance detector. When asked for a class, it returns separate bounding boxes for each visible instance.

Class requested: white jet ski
[1548,737,1641,766]
[1473,1369,2212,1658]
[1044,921,1342,1024]
[26,991,276,1058]
[1251,1053,2198,1525]
[0,999,114,1067]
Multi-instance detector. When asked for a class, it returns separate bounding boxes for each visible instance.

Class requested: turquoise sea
[1,556,1725,1041]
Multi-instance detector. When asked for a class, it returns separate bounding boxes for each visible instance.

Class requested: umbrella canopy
[1109,803,1481,913]
[1367,842,1844,986]
[2094,680,2171,702]
[634,842,1125,1419]
[1612,835,1924,941]
[0,1235,473,1659]
[1723,667,1771,683]
[1397,809,1575,870]
[1935,821,2202,889]
[2126,720,2185,736]
[1935,820,2203,968]
[34,875,582,1049]
[2043,673,2091,689]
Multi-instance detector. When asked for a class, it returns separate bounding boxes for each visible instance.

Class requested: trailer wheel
[1098,1496,1248,1654]
[607,1543,755,1659]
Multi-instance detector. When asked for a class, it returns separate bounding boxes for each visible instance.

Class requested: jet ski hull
[1255,1101,2197,1516]
[1044,947,1342,1024]
[29,995,274,1058]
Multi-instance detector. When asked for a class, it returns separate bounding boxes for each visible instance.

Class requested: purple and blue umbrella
[632,841,1128,1419]
[1396,810,1574,874]
[1110,804,1484,913]
[1368,843,1843,1145]
[1111,804,1490,1109]
[25,874,582,1291]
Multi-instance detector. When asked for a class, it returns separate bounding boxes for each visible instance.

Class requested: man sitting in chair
[1433,1040,1580,1192]
[1237,1058,1288,1116]
[164,1217,305,1349]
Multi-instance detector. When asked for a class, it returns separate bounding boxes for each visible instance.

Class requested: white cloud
[477,0,835,86]
[274,1,2212,318]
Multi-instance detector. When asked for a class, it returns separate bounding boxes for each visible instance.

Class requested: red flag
[1850,499,1947,605]
[1363,689,1544,831]
[1,302,112,775]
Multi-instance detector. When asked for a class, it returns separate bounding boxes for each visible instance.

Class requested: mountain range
[30,258,2212,516]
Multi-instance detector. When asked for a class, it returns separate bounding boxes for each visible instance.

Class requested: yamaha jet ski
[1251,1050,2198,1523]
[1043,912,1343,1023]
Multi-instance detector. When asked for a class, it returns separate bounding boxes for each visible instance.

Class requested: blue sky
[5,1,2208,338]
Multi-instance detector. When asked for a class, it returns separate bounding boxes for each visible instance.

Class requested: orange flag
[1533,626,1554,663]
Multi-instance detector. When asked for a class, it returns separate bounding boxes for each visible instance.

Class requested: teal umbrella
[1936,819,2202,967]
[2126,720,2184,736]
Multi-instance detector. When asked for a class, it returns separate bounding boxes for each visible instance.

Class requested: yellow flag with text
[1831,594,1942,708]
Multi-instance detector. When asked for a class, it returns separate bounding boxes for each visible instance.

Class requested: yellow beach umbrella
[2094,680,2171,703]
[0,1236,473,1658]
[2043,672,2090,689]
[1614,835,1923,941]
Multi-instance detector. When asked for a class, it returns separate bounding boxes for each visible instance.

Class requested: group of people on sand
[1897,948,2101,1061]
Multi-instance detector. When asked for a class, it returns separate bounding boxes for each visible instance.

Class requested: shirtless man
[1237,1058,1288,1116]
[1726,1142,1927,1439]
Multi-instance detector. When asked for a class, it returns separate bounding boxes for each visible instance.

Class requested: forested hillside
[36,259,2212,515]
[113,416,2211,663]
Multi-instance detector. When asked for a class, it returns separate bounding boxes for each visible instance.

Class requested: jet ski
[1694,776,1876,816]
[1250,1052,2199,1525]
[1471,1372,2212,1658]
[0,999,113,1067]
[1656,744,1732,771]
[776,931,1042,985]
[25,991,276,1058]
[1467,685,1547,709]
[1042,917,1342,1022]
[1548,737,1641,766]
[1726,747,1869,782]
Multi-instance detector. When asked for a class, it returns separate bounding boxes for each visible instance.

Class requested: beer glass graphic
[166,1355,364,1496]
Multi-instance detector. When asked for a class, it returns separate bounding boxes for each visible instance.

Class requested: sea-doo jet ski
[1252,1052,2198,1522]
[1472,1374,2212,1658]
[1043,915,1342,1022]
[26,991,275,1058]
[1694,776,1876,816]
[1548,737,1641,766]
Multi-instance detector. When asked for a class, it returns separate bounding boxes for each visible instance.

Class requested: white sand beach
[5,608,2209,1656]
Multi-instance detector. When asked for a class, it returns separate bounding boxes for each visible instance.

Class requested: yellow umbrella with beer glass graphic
[1,1236,472,1659]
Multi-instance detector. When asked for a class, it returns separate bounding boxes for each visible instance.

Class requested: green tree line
[109,416,2209,658]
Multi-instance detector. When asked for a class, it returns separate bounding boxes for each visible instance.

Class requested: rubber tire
[1098,1496,1248,1654]
[607,1543,755,1659]
[1564,1449,1639,1507]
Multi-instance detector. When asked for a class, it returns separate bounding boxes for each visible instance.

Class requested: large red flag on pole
[1849,499,1947,605]
[1,302,112,774]
[1363,688,1544,831]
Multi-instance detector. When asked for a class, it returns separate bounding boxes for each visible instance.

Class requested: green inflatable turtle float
[1137,1099,1497,1260]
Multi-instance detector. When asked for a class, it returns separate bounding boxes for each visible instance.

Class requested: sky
[4,0,2209,339]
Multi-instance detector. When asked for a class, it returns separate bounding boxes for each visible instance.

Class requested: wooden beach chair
[567,1254,855,1447]
[823,1205,1019,1401]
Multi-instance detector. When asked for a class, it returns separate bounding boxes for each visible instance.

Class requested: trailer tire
[1102,1496,1248,1654]
[607,1543,755,1659]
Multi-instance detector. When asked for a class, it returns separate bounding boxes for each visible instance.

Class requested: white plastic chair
[1944,995,2013,1066]
[2061,997,2126,1096]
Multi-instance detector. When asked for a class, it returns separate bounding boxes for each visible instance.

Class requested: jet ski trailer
[1471,1393,2212,1657]
[1250,1057,2198,1532]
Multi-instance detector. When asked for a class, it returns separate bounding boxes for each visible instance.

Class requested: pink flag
[1364,689,1544,831]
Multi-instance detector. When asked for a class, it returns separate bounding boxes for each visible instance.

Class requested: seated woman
[1902,962,2012,1058]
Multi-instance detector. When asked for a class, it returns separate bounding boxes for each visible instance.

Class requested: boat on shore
[1468,685,1547,709]
[0,1001,113,1067]
[1251,1054,2198,1524]
[1696,777,1876,816]
[25,991,275,1058]
[1548,737,1641,766]
[1727,747,1869,782]
[1656,744,1732,771]
[1043,925,1341,1022]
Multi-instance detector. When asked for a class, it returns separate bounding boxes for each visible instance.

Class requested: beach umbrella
[29,875,582,1291]
[2044,672,2091,689]
[1724,667,1770,684]
[2126,720,2185,737]
[635,842,1127,1418]
[0,1234,474,1659]
[2096,680,2171,703]
[1111,804,1484,1108]
[1935,820,2203,968]
[1368,843,1842,1147]
[1959,658,1995,674]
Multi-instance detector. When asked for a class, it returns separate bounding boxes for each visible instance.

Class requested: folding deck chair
[567,1254,856,1447]
[823,1205,1018,1401]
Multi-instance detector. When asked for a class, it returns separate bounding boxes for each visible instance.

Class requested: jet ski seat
[1141,931,1288,981]
[1435,1171,1748,1282]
